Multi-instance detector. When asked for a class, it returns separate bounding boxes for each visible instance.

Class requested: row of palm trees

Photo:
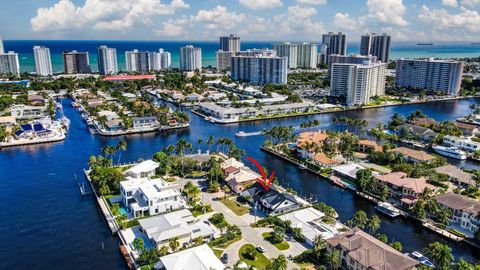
[100,140,128,166]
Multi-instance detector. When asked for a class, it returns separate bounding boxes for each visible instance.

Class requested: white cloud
[418,5,480,33]
[272,5,324,36]
[461,0,480,7]
[191,5,246,30]
[333,13,357,31]
[31,0,189,32]
[156,17,189,36]
[442,0,458,7]
[365,0,408,26]
[239,0,283,10]
[294,0,327,5]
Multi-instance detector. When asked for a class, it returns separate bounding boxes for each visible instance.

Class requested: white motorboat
[408,251,435,268]
[432,145,467,160]
[298,164,307,170]
[375,201,401,217]
[235,131,263,137]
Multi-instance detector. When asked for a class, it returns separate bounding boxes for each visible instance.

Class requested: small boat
[329,175,347,189]
[299,163,307,170]
[417,43,433,46]
[375,201,401,217]
[60,116,70,129]
[235,131,263,137]
[55,102,63,109]
[409,251,435,268]
[432,145,467,160]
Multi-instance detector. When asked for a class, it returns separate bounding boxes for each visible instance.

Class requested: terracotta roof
[297,131,328,147]
[436,192,480,215]
[326,229,418,270]
[454,122,478,131]
[358,140,382,152]
[375,172,436,194]
[390,147,436,162]
[408,117,437,127]
[313,152,337,165]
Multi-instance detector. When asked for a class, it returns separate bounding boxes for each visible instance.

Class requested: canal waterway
[0,97,479,269]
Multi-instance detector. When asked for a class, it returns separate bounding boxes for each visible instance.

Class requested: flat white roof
[156,244,224,270]
[124,160,159,175]
[333,163,366,179]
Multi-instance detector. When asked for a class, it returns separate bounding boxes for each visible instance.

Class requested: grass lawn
[261,232,290,251]
[212,248,224,258]
[238,244,271,270]
[139,266,151,270]
[219,197,250,216]
[209,235,242,249]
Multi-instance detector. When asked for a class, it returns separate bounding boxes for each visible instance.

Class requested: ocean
[3,40,480,74]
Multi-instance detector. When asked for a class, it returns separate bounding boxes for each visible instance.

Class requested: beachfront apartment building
[330,62,386,106]
[231,53,288,84]
[180,45,202,71]
[273,42,317,69]
[63,51,90,74]
[395,58,464,95]
[219,34,240,53]
[443,135,480,152]
[215,50,233,71]
[33,46,53,76]
[0,51,20,76]
[327,54,378,77]
[137,209,215,248]
[149,49,171,71]
[322,32,347,60]
[125,50,149,73]
[437,192,480,235]
[97,45,118,75]
[360,33,391,63]
[326,228,419,270]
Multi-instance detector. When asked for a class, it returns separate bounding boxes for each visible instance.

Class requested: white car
[256,246,265,253]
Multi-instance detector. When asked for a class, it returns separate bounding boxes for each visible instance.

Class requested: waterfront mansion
[120,160,186,218]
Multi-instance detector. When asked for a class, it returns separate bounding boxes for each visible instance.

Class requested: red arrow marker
[245,156,275,191]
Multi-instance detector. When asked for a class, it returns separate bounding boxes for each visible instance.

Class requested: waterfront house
[225,167,260,194]
[242,182,300,215]
[132,116,158,129]
[331,163,367,182]
[124,160,159,179]
[358,140,382,153]
[390,147,436,164]
[221,157,245,174]
[10,104,46,119]
[98,110,120,121]
[0,116,16,127]
[436,192,480,235]
[454,122,479,136]
[326,228,419,270]
[27,94,46,106]
[312,152,338,168]
[104,119,123,131]
[375,172,437,208]
[14,122,53,139]
[120,177,186,218]
[296,130,329,159]
[154,244,224,270]
[185,93,203,102]
[443,135,480,153]
[278,207,339,247]
[395,124,438,142]
[408,117,437,127]
[434,165,476,188]
[198,102,260,122]
[86,98,104,108]
[138,209,215,248]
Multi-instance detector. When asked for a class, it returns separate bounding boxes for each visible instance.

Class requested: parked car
[221,253,229,263]
[256,246,265,253]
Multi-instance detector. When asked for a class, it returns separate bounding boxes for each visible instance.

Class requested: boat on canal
[408,251,435,268]
[235,131,263,137]
[432,145,467,160]
[375,201,401,218]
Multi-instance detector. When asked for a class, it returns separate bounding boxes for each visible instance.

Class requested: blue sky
[0,0,479,41]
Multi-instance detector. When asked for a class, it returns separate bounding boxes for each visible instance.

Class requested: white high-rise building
[180,45,202,71]
[231,53,288,84]
[327,54,378,76]
[396,58,464,95]
[330,62,386,106]
[159,49,171,70]
[360,33,391,63]
[273,42,298,69]
[0,51,20,76]
[33,46,53,76]
[97,45,118,75]
[0,36,4,54]
[220,35,240,53]
[322,32,347,60]
[216,50,233,71]
[125,49,149,73]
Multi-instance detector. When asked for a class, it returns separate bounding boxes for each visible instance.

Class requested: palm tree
[367,215,381,234]
[326,249,341,270]
[269,255,287,270]
[169,237,180,252]
[164,144,175,156]
[424,242,454,269]
[313,234,326,253]
[175,139,192,172]
[116,140,127,165]
[207,135,214,153]
[132,238,145,252]
[159,245,169,256]
[197,139,203,153]
[455,258,474,270]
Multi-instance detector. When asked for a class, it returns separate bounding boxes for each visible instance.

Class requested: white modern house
[124,160,159,179]
[154,244,224,270]
[10,104,46,119]
[278,207,339,247]
[120,177,186,218]
[443,135,480,153]
[132,117,158,130]
[138,209,215,248]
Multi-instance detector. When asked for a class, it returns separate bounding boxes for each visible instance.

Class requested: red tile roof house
[375,172,437,209]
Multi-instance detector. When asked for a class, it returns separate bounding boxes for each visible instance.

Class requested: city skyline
[0,0,479,42]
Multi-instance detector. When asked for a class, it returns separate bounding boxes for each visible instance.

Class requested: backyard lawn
[238,244,271,270]
[219,197,250,216]
[261,232,290,250]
